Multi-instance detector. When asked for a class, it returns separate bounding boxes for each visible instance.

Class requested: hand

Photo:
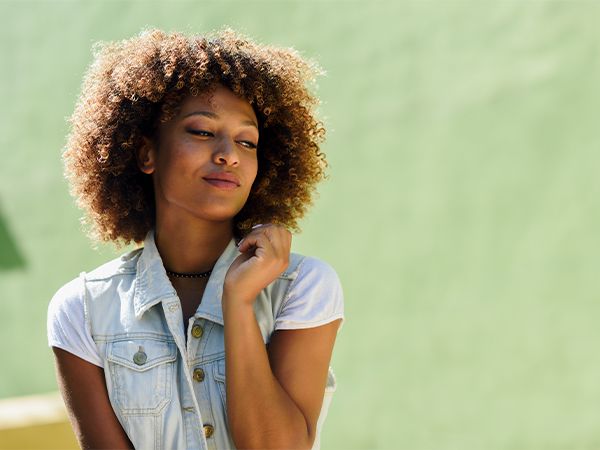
[223,224,292,306]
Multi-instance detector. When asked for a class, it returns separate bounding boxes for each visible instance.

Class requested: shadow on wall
[0,205,26,270]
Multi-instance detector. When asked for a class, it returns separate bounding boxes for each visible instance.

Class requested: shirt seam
[85,269,137,282]
[277,255,308,318]
[274,313,344,329]
[48,341,104,367]
[80,271,94,346]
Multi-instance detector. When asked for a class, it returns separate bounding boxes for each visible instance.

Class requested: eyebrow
[182,111,258,130]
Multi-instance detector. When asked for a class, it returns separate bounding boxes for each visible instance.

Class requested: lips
[202,171,240,186]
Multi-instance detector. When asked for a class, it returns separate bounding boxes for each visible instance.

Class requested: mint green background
[2,1,600,448]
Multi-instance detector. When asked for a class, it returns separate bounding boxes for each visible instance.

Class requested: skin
[52,84,341,449]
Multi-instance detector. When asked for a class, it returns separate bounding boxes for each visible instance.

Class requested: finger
[254,225,286,253]
[265,226,291,259]
[237,224,290,257]
[237,223,268,247]
[237,230,275,255]
[237,223,272,250]
[258,225,291,266]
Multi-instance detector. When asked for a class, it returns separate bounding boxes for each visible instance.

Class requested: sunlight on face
[142,84,260,225]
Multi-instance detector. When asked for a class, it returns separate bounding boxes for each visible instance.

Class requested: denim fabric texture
[79,230,338,450]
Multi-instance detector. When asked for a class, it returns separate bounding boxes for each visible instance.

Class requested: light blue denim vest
[81,231,337,450]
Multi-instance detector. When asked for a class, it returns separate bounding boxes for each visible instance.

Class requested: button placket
[187,319,206,366]
[203,424,214,438]
[161,300,206,446]
[193,367,205,383]
[192,324,204,339]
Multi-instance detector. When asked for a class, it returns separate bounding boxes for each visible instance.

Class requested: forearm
[53,348,133,450]
[222,296,311,450]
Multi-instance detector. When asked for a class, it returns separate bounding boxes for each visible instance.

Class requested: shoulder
[47,269,106,368]
[49,247,142,312]
[48,275,85,317]
[300,255,340,279]
[84,247,142,282]
[290,253,342,290]
[273,252,345,330]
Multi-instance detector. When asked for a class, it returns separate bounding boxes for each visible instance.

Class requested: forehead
[178,85,257,121]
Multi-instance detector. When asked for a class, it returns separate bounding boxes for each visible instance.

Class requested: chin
[191,206,243,223]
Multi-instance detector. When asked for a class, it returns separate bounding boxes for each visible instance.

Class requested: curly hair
[63,28,329,246]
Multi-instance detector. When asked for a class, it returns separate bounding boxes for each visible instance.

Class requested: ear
[136,136,156,174]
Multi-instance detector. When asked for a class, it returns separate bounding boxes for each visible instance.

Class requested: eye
[239,141,258,150]
[187,129,213,137]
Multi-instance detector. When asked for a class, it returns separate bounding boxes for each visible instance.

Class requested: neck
[154,213,236,275]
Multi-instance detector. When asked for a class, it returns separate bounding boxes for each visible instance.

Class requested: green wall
[2,1,600,448]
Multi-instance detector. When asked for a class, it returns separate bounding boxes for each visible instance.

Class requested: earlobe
[136,136,156,175]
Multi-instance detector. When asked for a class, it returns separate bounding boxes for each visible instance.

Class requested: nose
[213,137,239,166]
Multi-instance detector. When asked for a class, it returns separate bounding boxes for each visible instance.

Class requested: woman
[47,28,344,450]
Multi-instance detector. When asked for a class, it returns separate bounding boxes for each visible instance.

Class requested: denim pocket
[107,338,177,414]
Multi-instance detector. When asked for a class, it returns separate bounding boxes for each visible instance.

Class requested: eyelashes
[188,129,212,137]
[240,141,258,149]
[187,129,257,149]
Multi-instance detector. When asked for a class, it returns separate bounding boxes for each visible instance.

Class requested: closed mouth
[203,178,240,189]
[204,178,239,185]
[202,172,241,186]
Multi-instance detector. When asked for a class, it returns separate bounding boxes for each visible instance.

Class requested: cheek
[152,148,191,192]
[244,153,259,182]
[157,141,197,171]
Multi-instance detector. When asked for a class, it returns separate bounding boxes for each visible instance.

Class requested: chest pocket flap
[107,339,177,371]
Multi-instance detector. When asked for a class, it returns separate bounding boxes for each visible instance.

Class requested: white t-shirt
[47,255,345,368]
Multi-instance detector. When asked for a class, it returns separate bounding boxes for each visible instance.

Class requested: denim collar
[133,229,241,325]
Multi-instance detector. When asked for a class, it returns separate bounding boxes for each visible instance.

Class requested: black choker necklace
[166,269,212,279]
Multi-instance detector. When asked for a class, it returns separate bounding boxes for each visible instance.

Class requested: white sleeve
[274,256,345,333]
[47,276,104,368]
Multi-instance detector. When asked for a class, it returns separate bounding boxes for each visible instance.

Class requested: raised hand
[223,223,292,306]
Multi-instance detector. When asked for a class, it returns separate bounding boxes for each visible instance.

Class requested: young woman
[47,29,344,450]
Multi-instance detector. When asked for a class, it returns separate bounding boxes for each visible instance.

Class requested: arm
[223,299,341,450]
[223,224,342,449]
[52,347,134,450]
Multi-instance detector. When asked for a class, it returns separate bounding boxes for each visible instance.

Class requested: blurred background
[2,1,600,449]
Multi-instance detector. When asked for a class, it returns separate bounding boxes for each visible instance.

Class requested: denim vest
[81,231,337,449]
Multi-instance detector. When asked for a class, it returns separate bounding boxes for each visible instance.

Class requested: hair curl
[63,28,328,246]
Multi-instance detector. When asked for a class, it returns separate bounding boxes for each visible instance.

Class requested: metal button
[133,346,147,365]
[203,424,214,438]
[193,368,205,383]
[191,324,204,339]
